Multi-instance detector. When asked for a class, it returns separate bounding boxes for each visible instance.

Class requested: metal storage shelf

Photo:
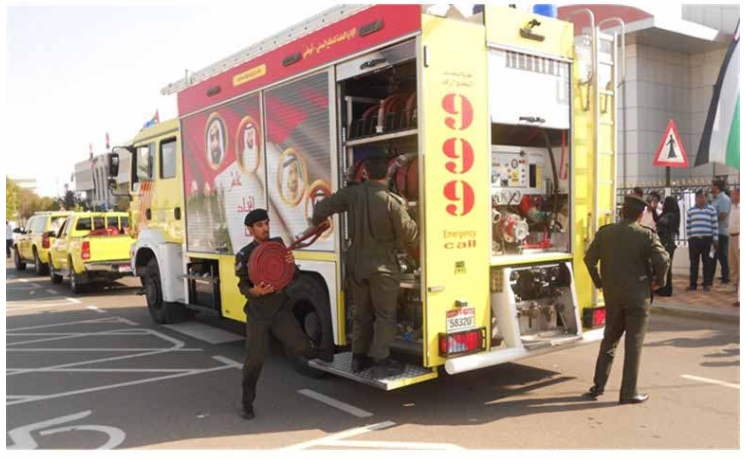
[344,128,417,147]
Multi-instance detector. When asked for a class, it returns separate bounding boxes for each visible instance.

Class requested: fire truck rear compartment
[337,45,425,360]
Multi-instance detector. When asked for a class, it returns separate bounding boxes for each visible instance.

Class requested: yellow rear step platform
[309,352,438,390]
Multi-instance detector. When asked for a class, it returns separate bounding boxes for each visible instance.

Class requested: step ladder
[309,352,438,390]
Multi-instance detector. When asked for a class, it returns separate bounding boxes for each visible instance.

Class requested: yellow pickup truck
[12,211,72,275]
[48,212,135,293]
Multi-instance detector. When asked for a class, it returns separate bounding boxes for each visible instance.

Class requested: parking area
[5,262,740,449]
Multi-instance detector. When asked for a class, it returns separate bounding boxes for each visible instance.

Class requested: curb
[652,303,740,324]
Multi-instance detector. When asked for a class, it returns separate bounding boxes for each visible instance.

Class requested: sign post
[653,120,689,188]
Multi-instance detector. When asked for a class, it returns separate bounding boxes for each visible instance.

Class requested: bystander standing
[728,187,739,307]
[686,190,719,292]
[710,180,731,284]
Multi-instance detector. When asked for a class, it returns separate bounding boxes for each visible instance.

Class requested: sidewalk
[652,274,740,324]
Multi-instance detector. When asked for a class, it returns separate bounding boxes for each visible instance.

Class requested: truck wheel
[69,257,85,294]
[283,275,334,378]
[33,249,48,275]
[142,259,189,324]
[143,260,167,324]
[49,256,63,284]
[13,247,26,271]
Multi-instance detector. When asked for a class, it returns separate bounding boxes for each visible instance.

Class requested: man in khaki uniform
[584,195,670,404]
[312,157,418,378]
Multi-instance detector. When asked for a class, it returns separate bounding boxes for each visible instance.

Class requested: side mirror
[107,152,120,179]
[12,228,23,234]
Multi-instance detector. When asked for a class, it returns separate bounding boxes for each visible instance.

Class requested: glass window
[121,216,129,228]
[160,139,177,179]
[56,218,68,238]
[134,143,155,185]
[93,217,105,230]
[50,217,67,234]
[76,218,92,231]
[25,216,37,233]
[33,217,48,233]
[63,217,74,236]
[106,216,119,229]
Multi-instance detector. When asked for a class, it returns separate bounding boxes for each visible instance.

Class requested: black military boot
[371,357,405,378]
[584,385,605,399]
[240,405,255,420]
[351,353,373,373]
[619,394,649,405]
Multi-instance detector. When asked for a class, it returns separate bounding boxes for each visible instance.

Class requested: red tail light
[438,328,486,358]
[42,233,50,249]
[582,306,606,328]
[82,241,91,260]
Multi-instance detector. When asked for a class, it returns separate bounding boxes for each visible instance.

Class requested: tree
[6,176,20,221]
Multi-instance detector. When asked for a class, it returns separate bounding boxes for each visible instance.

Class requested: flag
[143,110,160,128]
[106,132,110,151]
[695,21,740,170]
[89,143,93,160]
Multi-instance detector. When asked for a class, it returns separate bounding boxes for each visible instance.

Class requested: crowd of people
[631,180,740,307]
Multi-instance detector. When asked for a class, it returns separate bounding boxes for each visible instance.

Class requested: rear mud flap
[308,352,438,390]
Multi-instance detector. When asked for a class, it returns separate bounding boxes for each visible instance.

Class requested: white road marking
[298,389,373,418]
[7,348,204,353]
[681,374,740,389]
[7,301,78,312]
[7,363,236,406]
[7,410,125,450]
[8,316,133,332]
[6,367,214,373]
[66,297,82,304]
[212,355,242,369]
[322,440,463,449]
[87,306,107,314]
[46,289,58,294]
[284,421,395,450]
[164,321,243,344]
[29,290,36,296]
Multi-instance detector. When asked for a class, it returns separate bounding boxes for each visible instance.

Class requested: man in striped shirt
[686,190,719,291]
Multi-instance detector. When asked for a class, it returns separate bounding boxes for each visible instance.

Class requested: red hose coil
[248,241,295,291]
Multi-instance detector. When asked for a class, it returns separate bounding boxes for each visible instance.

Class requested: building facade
[560,4,740,190]
[73,151,131,210]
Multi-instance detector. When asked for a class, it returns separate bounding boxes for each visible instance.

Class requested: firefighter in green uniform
[584,195,670,404]
[235,209,321,420]
[312,157,419,378]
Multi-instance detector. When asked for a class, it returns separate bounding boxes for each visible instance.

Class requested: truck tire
[69,257,85,294]
[13,247,26,271]
[142,259,188,324]
[143,259,167,324]
[49,256,63,284]
[283,275,334,378]
[33,248,48,275]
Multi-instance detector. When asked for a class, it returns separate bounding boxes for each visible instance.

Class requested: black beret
[624,195,648,209]
[244,208,269,227]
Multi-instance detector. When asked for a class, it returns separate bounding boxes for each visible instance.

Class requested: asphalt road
[5,260,740,450]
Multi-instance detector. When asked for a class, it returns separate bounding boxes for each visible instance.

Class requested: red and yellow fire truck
[109,5,622,389]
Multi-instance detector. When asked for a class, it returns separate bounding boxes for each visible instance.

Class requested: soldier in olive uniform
[584,195,670,404]
[235,209,318,420]
[312,157,418,378]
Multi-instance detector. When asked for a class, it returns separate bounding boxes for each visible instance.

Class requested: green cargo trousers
[242,306,314,409]
[350,275,400,360]
[592,303,650,399]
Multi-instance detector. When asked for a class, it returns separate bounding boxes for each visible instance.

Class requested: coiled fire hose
[248,221,331,291]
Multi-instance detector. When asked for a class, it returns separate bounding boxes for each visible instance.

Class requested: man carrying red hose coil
[234,208,317,420]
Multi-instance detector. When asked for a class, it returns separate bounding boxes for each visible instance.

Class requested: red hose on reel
[248,221,331,291]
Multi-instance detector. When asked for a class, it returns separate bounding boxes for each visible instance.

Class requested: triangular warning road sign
[654,120,689,168]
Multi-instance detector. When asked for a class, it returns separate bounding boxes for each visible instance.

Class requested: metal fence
[616,174,739,245]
